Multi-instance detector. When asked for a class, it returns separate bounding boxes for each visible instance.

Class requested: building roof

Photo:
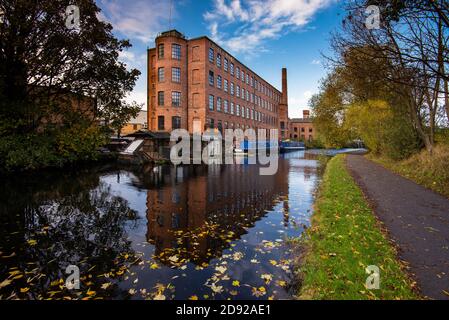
[290,118,313,124]
[129,111,148,124]
[125,130,170,140]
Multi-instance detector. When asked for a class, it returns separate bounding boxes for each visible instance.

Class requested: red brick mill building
[147,30,315,142]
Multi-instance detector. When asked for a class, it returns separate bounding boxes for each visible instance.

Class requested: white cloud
[98,0,173,43]
[204,0,335,54]
[311,59,321,65]
[288,91,316,118]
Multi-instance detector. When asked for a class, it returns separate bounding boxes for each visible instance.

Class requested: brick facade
[289,110,315,142]
[148,30,286,137]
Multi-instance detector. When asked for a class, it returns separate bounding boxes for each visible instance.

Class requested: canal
[0,151,324,300]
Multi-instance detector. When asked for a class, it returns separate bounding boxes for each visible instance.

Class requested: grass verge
[297,154,419,300]
[368,145,449,199]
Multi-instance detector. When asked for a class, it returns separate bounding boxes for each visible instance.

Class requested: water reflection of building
[145,162,289,265]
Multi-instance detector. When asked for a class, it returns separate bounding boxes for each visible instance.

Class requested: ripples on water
[0,151,322,300]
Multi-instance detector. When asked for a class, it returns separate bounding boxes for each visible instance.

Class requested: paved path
[346,155,449,299]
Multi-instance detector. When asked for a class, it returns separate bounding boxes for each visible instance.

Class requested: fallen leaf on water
[101,283,111,290]
[86,289,96,296]
[261,274,273,284]
[232,280,240,287]
[215,266,227,274]
[189,295,198,300]
[150,263,160,270]
[211,283,223,294]
[20,287,30,293]
[27,239,37,246]
[0,279,12,289]
[250,259,260,264]
[154,294,166,300]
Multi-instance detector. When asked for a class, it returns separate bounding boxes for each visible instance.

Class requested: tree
[0,0,140,130]
[102,100,142,138]
[332,0,449,153]
[0,0,141,170]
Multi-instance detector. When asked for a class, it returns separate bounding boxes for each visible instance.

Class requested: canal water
[0,151,323,300]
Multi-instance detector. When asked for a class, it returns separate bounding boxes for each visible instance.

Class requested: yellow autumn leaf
[189,295,198,300]
[232,280,240,287]
[20,287,30,293]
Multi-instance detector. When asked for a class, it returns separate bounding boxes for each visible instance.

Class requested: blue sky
[97,0,344,118]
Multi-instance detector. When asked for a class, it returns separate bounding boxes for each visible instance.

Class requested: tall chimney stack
[282,68,288,105]
[279,68,289,140]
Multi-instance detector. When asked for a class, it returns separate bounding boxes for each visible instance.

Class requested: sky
[97,0,345,118]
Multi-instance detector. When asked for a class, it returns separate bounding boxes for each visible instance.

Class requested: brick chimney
[303,110,310,119]
[282,68,288,105]
[279,68,289,139]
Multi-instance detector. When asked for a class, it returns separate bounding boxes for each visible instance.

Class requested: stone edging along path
[345,154,449,300]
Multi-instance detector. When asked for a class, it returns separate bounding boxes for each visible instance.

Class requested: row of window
[158,43,181,60]
[293,127,313,133]
[157,91,181,107]
[208,95,277,126]
[157,116,181,131]
[205,118,273,132]
[208,47,280,102]
[158,67,181,83]
[208,71,275,112]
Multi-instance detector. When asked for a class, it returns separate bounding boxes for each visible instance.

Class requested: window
[210,118,215,128]
[172,116,181,129]
[158,116,165,130]
[230,102,234,115]
[241,87,244,98]
[209,48,214,62]
[172,67,181,83]
[230,63,234,76]
[172,91,181,107]
[172,44,181,60]
[217,97,222,112]
[209,70,214,86]
[158,44,164,59]
[309,128,313,133]
[218,121,223,133]
[158,67,165,82]
[236,85,240,98]
[246,107,250,119]
[236,104,240,116]
[230,82,234,95]
[209,95,214,111]
[224,79,228,92]
[251,109,254,120]
[216,53,222,67]
[224,100,229,113]
[246,90,249,101]
[236,67,240,79]
[217,75,222,89]
[241,70,244,81]
[251,76,254,87]
[224,58,228,72]
[301,128,305,132]
[246,73,249,84]
[158,91,164,106]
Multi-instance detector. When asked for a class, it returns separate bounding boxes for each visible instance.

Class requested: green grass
[297,155,419,300]
[368,145,449,199]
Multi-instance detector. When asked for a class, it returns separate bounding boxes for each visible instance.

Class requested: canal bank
[296,155,419,300]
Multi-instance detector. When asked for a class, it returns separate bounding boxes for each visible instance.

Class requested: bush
[0,123,107,172]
